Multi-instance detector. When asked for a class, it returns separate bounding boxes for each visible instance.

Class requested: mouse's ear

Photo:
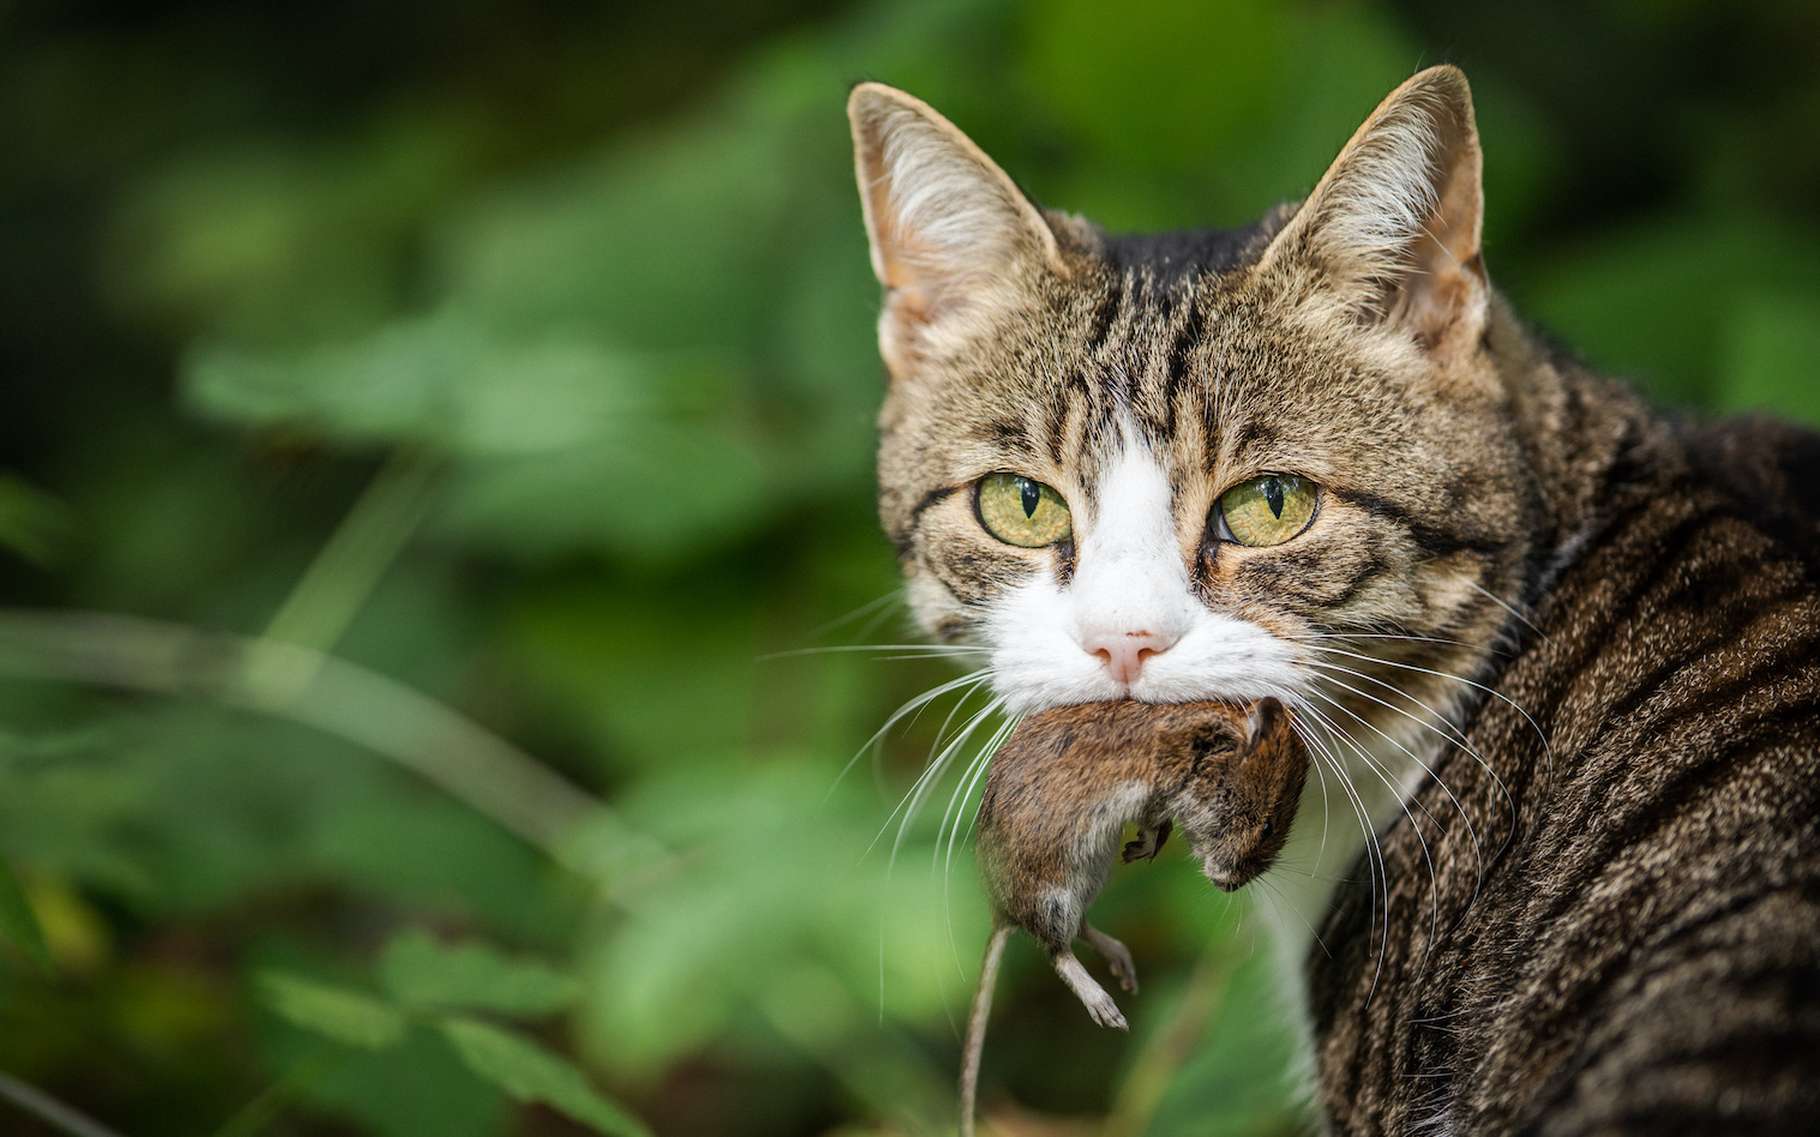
[1244,698,1287,749]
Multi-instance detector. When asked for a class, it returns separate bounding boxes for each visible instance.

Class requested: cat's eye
[976,473,1072,548]
[1216,474,1318,547]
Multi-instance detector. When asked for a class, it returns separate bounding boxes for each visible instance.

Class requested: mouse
[958,697,1305,1137]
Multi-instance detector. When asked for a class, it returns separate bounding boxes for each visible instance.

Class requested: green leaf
[438,1017,651,1137]
[0,858,49,967]
[380,929,578,1016]
[0,476,73,569]
[258,971,407,1050]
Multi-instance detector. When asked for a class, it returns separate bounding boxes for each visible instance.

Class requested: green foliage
[439,1019,653,1137]
[259,935,643,1137]
[2,0,1817,1135]
[259,973,408,1051]
[379,930,579,1016]
[0,858,48,968]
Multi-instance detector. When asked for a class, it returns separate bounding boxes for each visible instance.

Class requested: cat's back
[1310,407,1820,1135]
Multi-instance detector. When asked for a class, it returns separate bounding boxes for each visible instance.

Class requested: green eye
[1217,474,1318,547]
[976,473,1071,548]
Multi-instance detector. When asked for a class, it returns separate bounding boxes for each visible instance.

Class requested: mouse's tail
[960,923,1013,1137]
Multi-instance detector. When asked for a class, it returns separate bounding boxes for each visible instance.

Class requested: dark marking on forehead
[1161,301,1208,440]
[1099,220,1279,285]
[1086,273,1125,352]
[977,416,1032,453]
[1232,417,1279,454]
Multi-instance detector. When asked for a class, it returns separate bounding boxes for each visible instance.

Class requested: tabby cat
[845,67,1820,1134]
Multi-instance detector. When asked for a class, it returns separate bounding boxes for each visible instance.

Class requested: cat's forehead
[909,252,1373,497]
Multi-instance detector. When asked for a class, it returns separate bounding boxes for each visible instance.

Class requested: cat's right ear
[847,83,1066,379]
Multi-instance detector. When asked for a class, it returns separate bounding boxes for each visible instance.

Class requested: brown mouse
[958,697,1305,1137]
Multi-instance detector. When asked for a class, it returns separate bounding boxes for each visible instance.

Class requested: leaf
[258,971,407,1050]
[379,929,578,1016]
[0,476,73,569]
[0,858,49,967]
[438,1017,651,1137]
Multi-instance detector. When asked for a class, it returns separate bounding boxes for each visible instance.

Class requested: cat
[845,66,1820,1134]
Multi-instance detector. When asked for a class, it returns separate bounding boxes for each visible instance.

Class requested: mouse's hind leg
[1080,922,1138,993]
[1051,949,1128,1031]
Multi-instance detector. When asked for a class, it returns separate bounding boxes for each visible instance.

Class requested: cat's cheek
[984,577,1131,715]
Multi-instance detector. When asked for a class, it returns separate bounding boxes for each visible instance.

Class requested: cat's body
[846,67,1820,1134]
[1308,405,1820,1135]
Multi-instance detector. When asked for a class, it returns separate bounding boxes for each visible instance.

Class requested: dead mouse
[958,697,1305,1137]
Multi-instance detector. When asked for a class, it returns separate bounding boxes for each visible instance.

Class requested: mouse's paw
[1122,820,1172,863]
[1081,923,1140,994]
[1103,942,1139,994]
[1083,990,1128,1032]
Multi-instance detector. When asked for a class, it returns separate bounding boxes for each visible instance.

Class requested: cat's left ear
[848,83,1067,379]
[1261,66,1486,363]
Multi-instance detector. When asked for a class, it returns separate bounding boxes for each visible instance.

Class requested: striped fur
[847,67,1820,1133]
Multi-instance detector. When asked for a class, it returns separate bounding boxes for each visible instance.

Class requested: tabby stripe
[1086,274,1124,352]
[1159,301,1205,440]
[894,485,962,557]
[1647,877,1820,967]
[1628,632,1820,752]
[1534,504,1730,736]
[1323,554,1393,612]
[1327,486,1509,561]
[1596,578,1806,727]
[1044,382,1071,466]
[1517,784,1783,1061]
[1535,704,1819,943]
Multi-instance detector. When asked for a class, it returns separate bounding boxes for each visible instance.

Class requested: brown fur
[849,67,1820,1135]
[961,698,1306,1135]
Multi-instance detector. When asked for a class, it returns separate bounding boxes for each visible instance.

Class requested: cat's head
[847,67,1535,719]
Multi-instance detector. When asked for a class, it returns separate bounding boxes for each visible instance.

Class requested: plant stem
[0,1071,130,1137]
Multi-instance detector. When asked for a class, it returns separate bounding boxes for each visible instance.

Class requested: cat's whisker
[1290,713,1379,915]
[1296,697,1440,983]
[1301,643,1554,770]
[1286,703,1390,999]
[1299,655,1520,855]
[828,667,995,801]
[801,588,906,642]
[940,712,1019,980]
[935,709,1014,875]
[1299,692,1444,970]
[1301,714,1335,867]
[959,714,1022,848]
[1302,669,1490,911]
[875,693,1002,862]
[760,642,989,661]
[1465,579,1548,642]
[1254,873,1333,960]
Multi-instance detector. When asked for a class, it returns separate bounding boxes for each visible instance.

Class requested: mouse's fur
[959,697,1305,1135]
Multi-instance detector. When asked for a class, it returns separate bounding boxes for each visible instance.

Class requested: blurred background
[2,1,1818,1135]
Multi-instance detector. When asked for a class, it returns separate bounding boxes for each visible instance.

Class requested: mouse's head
[1170,698,1305,891]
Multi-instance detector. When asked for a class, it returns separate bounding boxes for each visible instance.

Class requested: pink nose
[1083,630,1178,685]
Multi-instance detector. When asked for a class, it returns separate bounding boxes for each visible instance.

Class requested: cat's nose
[1082,629,1178,685]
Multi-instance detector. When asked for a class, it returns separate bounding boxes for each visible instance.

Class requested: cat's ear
[1261,66,1486,362]
[848,83,1066,378]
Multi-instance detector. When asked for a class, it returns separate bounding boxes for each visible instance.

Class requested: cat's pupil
[1263,477,1285,519]
[1020,478,1040,518]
